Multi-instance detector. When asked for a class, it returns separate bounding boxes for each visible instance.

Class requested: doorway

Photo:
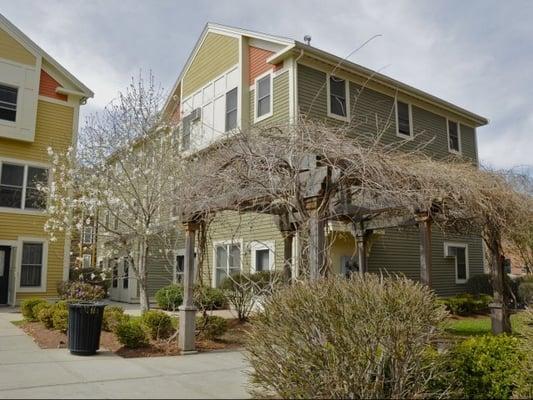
[0,246,12,304]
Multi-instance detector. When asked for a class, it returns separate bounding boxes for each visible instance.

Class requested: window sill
[254,111,273,124]
[327,112,350,122]
[396,131,414,141]
[0,207,46,216]
[448,149,462,155]
[17,286,46,293]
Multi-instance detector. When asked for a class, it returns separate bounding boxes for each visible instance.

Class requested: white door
[109,258,131,302]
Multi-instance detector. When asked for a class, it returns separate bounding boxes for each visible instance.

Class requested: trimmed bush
[20,298,47,321]
[141,310,173,339]
[193,286,226,310]
[514,310,533,398]
[466,273,492,296]
[102,306,129,332]
[155,285,183,311]
[518,281,533,305]
[52,307,68,332]
[441,293,492,315]
[449,334,522,399]
[35,303,54,329]
[115,319,149,348]
[57,281,105,301]
[245,275,448,399]
[196,315,228,340]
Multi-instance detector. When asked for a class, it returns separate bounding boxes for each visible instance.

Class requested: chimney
[304,35,311,46]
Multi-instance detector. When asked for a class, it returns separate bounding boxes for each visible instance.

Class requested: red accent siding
[39,69,68,101]
[248,46,283,85]
[170,103,181,124]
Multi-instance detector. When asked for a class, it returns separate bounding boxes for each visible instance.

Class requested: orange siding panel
[39,69,68,101]
[248,46,282,85]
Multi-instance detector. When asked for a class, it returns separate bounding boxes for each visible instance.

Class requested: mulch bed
[16,319,250,358]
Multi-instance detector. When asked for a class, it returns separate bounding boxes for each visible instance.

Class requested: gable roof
[0,13,94,99]
[165,22,487,127]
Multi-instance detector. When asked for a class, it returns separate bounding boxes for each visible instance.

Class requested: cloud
[1,0,531,169]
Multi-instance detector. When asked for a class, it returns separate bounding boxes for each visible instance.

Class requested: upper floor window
[0,84,18,122]
[255,73,272,121]
[328,75,348,119]
[0,163,48,210]
[82,226,94,244]
[447,120,461,153]
[396,100,413,138]
[225,88,238,131]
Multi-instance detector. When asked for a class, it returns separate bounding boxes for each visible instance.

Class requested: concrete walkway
[0,309,250,399]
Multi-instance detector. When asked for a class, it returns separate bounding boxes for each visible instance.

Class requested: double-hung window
[445,243,469,284]
[0,163,48,210]
[225,88,238,131]
[328,75,348,119]
[447,120,461,153]
[82,226,94,245]
[250,241,275,273]
[255,73,272,121]
[82,254,92,268]
[214,242,241,287]
[0,84,18,122]
[396,100,413,138]
[20,242,44,288]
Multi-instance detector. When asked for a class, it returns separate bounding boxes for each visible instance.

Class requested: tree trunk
[486,229,511,334]
[138,238,150,313]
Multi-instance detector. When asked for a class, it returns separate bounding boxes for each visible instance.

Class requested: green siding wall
[249,70,290,127]
[297,63,478,161]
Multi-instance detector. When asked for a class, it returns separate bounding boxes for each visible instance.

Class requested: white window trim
[250,240,275,273]
[0,82,18,126]
[253,70,273,123]
[395,99,414,139]
[444,241,469,284]
[446,118,462,154]
[326,73,350,122]
[16,237,48,293]
[212,239,243,288]
[0,160,49,213]
[82,226,94,245]
[82,254,92,268]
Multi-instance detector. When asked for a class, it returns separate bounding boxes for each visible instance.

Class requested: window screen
[255,249,270,272]
[25,167,48,210]
[397,101,411,136]
[329,76,347,117]
[0,163,24,208]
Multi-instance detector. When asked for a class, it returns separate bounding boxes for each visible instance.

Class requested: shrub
[102,306,129,332]
[196,315,228,340]
[35,303,54,329]
[221,272,282,321]
[514,310,533,398]
[194,286,226,311]
[57,281,106,301]
[52,306,68,332]
[441,293,492,315]
[69,266,109,292]
[466,273,493,296]
[245,275,448,399]
[449,334,522,399]
[115,319,149,348]
[141,310,173,339]
[518,281,533,305]
[155,285,183,311]
[20,298,47,321]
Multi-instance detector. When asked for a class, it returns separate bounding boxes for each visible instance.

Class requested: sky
[1,0,532,170]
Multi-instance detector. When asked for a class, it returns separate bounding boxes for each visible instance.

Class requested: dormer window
[396,100,413,138]
[327,75,349,120]
[0,84,18,122]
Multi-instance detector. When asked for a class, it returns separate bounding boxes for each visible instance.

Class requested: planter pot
[67,302,106,356]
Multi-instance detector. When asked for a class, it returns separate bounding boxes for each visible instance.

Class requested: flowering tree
[44,73,184,312]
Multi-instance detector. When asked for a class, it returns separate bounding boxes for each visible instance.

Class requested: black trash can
[67,302,106,356]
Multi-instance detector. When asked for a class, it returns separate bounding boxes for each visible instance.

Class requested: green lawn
[444,312,530,337]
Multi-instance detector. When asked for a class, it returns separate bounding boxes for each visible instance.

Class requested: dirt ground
[18,319,249,358]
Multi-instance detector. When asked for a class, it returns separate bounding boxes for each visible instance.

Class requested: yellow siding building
[0,14,93,305]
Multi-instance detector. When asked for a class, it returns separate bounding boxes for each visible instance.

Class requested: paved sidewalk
[0,309,249,399]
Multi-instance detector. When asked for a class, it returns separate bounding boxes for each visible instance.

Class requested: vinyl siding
[297,63,478,161]
[0,99,74,162]
[182,33,239,98]
[249,70,290,127]
[0,213,65,300]
[145,233,184,298]
[0,27,36,66]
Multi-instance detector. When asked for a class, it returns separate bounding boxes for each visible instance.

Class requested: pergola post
[487,232,512,334]
[416,213,432,286]
[306,198,325,280]
[275,213,295,282]
[355,225,368,275]
[178,221,198,354]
